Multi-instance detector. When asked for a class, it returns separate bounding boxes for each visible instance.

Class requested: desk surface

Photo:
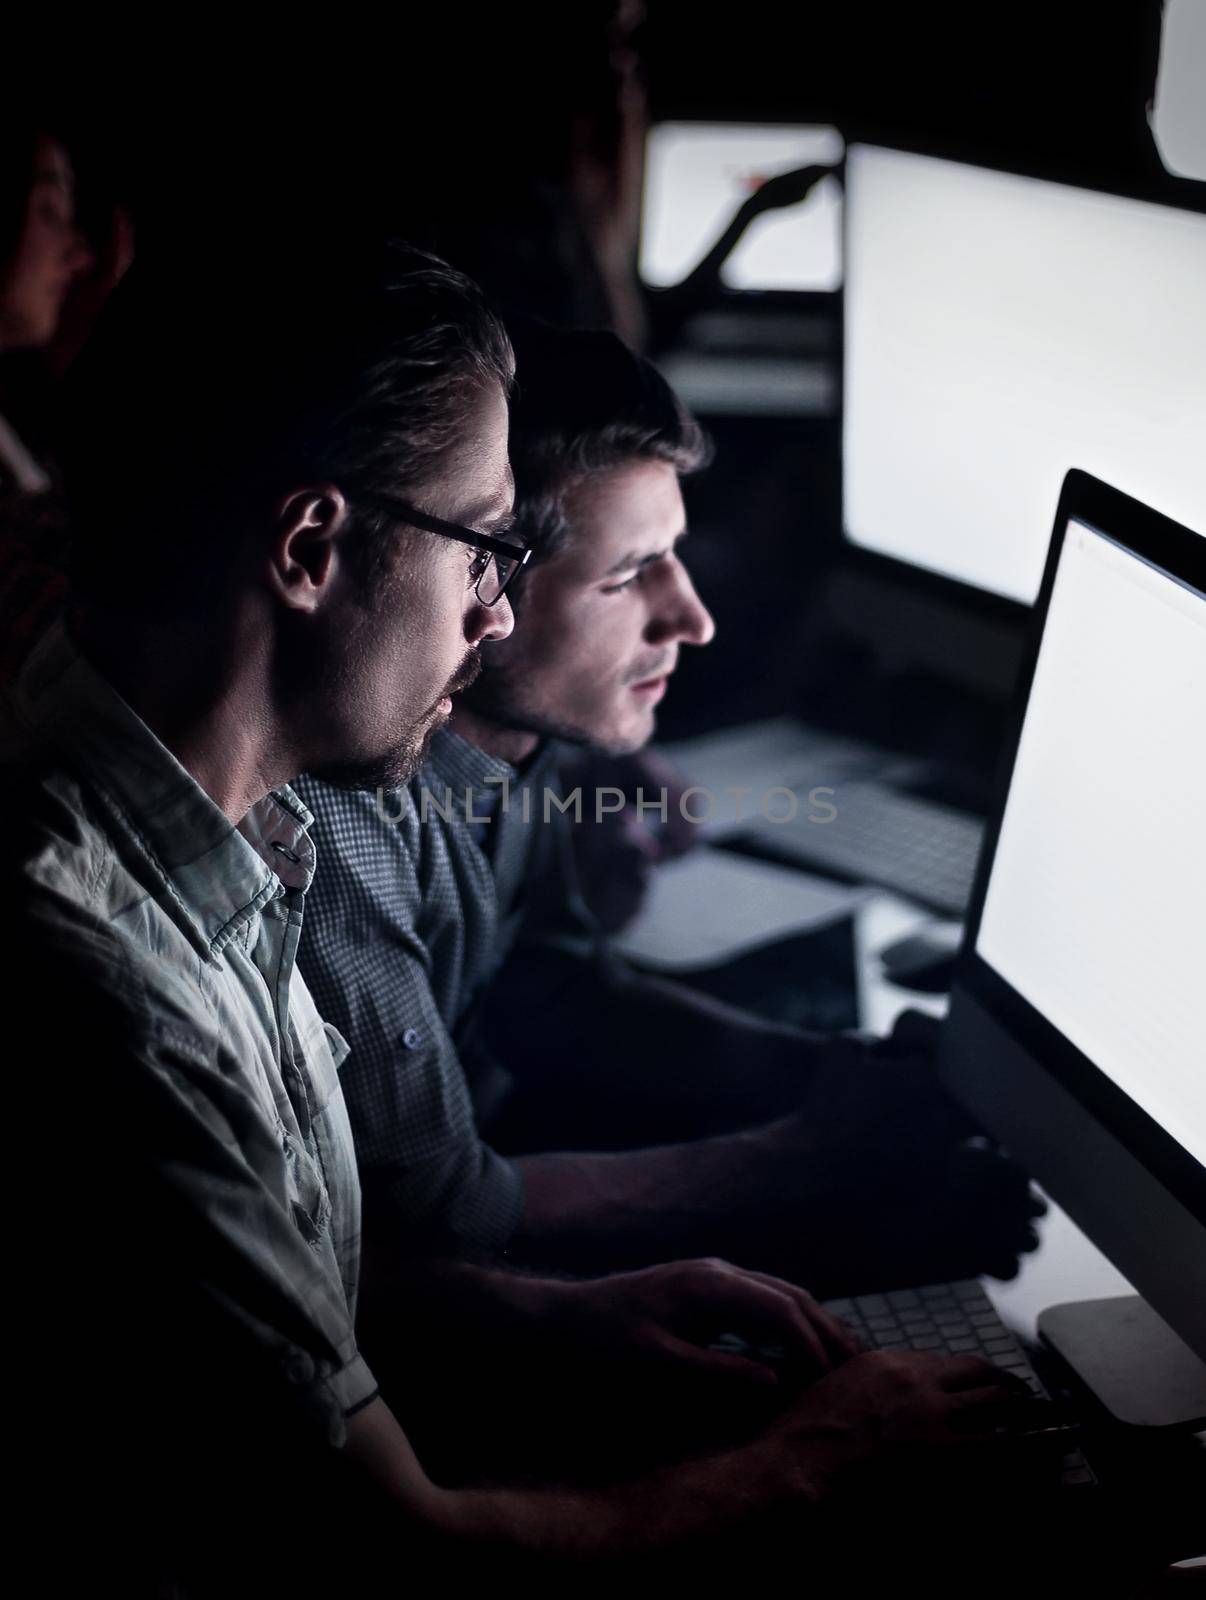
[640,731,1205,1567]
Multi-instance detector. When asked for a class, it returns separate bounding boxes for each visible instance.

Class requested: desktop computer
[936,470,1205,1425]
[814,470,1205,1522]
[842,145,1206,605]
[741,143,1206,911]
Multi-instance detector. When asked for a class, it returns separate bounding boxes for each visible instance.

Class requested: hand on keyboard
[768,1349,1027,1479]
[560,1257,862,1391]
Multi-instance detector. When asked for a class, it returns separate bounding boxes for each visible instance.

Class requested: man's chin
[602,702,659,756]
[307,720,442,794]
[462,679,657,756]
[575,713,656,759]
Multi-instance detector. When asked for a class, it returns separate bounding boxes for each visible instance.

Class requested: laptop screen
[975,519,1206,1165]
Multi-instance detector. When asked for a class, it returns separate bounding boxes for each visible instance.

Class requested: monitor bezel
[955,468,1206,1226]
[838,136,1206,612]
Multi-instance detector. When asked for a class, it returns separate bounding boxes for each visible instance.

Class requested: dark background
[10,1,1180,746]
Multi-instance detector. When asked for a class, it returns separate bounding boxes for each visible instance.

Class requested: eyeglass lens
[478,550,517,605]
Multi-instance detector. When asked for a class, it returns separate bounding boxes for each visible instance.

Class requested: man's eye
[468,551,492,584]
[601,573,639,594]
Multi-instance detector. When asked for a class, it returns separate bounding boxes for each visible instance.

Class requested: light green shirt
[3,621,376,1444]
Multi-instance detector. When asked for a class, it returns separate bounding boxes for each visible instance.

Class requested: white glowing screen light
[978,520,1206,1168]
[640,122,844,291]
[1151,0,1206,181]
[844,145,1206,602]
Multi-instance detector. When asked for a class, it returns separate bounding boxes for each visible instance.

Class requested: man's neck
[71,610,290,825]
[449,703,542,766]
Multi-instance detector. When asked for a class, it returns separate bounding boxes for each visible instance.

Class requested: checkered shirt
[296,731,561,1257]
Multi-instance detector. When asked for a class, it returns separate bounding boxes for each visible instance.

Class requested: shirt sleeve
[297,781,524,1256]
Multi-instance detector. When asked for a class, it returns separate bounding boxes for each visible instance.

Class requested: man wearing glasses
[9,244,1024,1588]
[298,323,1044,1310]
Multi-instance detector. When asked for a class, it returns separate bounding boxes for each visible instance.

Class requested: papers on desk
[612,844,867,972]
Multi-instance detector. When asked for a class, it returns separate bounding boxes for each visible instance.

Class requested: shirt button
[402,1027,422,1050]
[282,1350,315,1385]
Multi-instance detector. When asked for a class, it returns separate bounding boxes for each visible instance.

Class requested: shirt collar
[6,621,316,958]
[425,726,516,800]
[417,726,562,820]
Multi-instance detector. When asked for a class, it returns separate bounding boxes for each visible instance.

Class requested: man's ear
[268,485,350,614]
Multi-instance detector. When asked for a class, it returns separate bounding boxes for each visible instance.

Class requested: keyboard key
[911,1336,943,1350]
[983,1338,1019,1355]
[824,1299,854,1315]
[856,1295,889,1316]
[947,1338,978,1352]
[888,1290,922,1310]
[866,1316,899,1333]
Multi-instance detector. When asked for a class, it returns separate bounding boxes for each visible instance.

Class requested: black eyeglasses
[354,491,530,606]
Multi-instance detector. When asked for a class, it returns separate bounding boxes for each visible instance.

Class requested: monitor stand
[1039,1295,1206,1429]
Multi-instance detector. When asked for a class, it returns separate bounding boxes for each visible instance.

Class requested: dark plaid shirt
[296,732,563,1256]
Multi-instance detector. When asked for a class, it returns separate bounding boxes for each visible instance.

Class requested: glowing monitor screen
[640,122,844,292]
[843,146,1206,602]
[1152,0,1206,181]
[977,518,1206,1166]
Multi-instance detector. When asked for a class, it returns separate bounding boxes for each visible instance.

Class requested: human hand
[560,1257,863,1391]
[767,1350,1023,1485]
[752,1046,1046,1295]
[564,748,700,931]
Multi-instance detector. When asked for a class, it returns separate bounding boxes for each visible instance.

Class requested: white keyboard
[737,780,984,914]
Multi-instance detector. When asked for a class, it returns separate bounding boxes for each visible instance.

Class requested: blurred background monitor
[1151,0,1206,182]
[842,143,1206,604]
[640,121,844,292]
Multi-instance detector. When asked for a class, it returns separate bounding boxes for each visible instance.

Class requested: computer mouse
[879,923,964,992]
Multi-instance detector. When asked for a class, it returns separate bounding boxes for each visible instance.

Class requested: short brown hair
[506,321,710,584]
[61,241,514,613]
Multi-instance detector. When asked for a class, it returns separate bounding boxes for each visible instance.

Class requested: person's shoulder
[0,743,119,928]
[1,745,222,1060]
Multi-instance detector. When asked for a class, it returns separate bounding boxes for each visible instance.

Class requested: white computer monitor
[940,471,1206,1422]
[842,144,1206,603]
[640,121,844,292]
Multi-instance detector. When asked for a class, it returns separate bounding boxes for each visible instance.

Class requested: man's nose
[648,563,716,648]
[466,590,515,646]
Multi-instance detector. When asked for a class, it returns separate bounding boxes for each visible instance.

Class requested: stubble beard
[461,648,667,756]
[312,649,483,794]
